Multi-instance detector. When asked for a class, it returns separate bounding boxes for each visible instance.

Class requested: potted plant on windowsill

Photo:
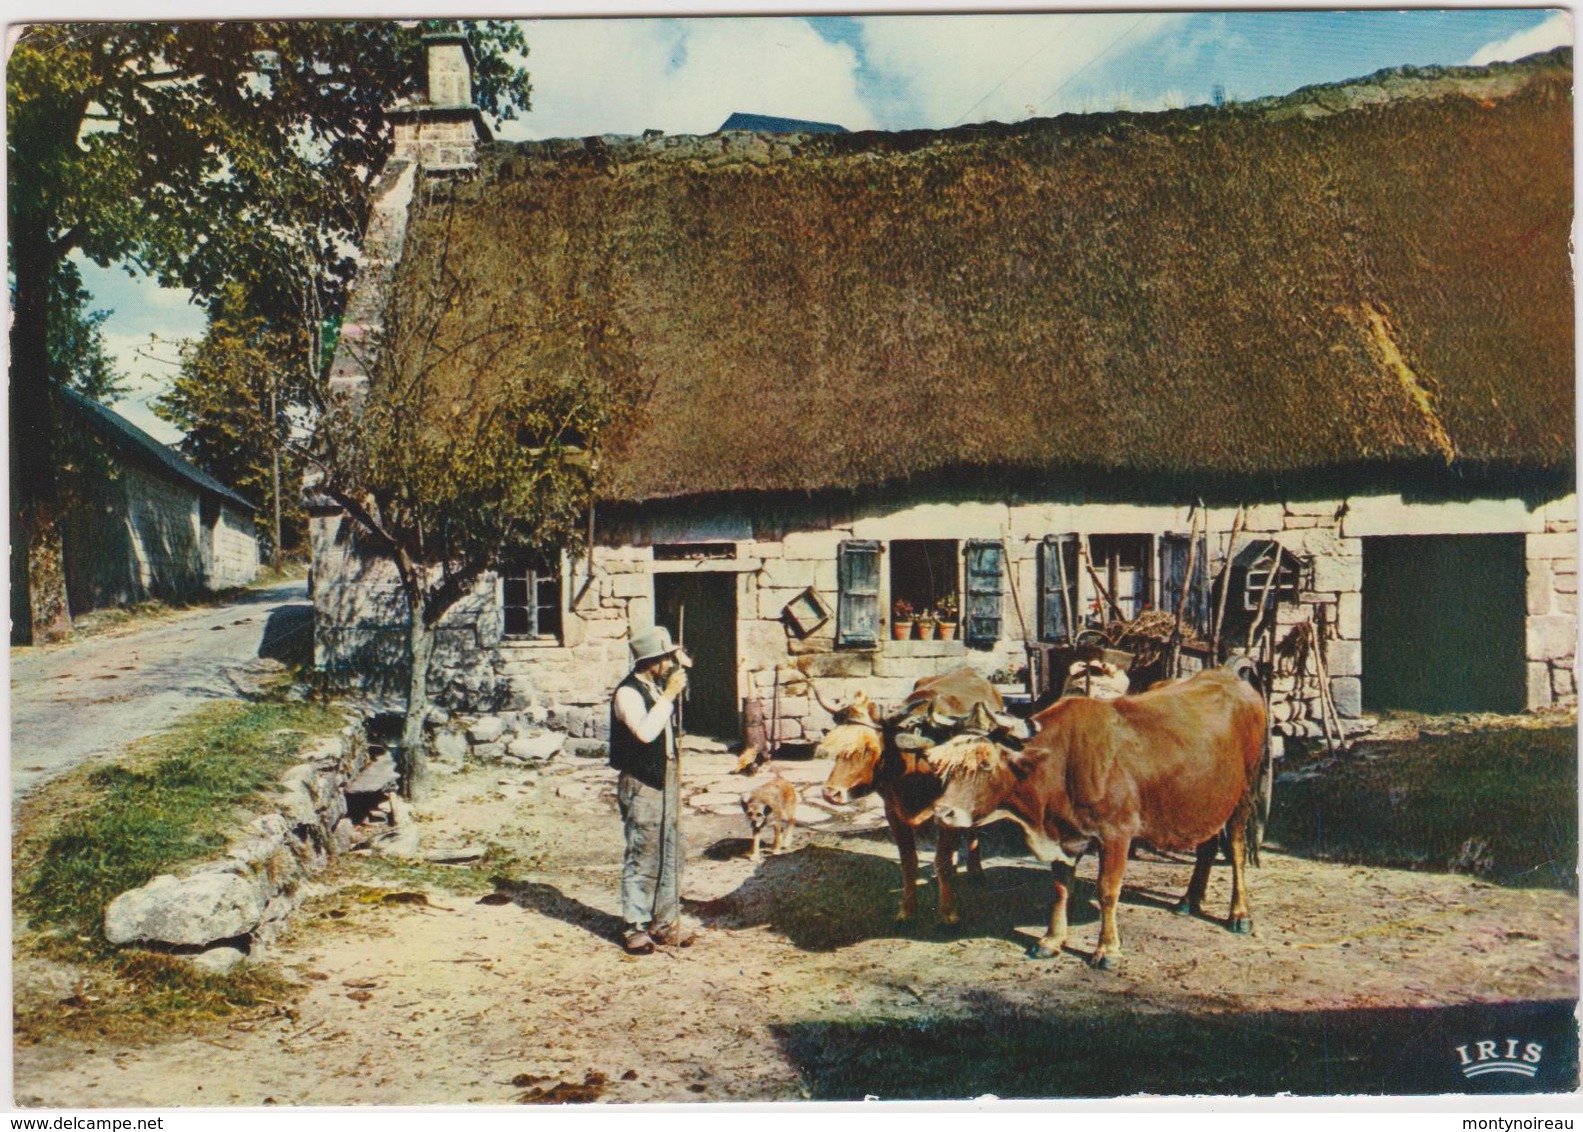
[891,598,916,641]
[934,595,959,640]
[915,609,937,641]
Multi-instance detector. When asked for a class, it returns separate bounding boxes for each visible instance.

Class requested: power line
[950,14,1077,127]
[1033,14,1154,118]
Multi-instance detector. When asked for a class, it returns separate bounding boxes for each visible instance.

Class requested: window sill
[500,636,564,648]
[884,639,967,658]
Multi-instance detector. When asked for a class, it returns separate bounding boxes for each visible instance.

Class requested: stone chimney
[389,32,492,171]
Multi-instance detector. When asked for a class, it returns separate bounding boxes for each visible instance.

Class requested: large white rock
[468,717,507,744]
[104,872,265,947]
[507,732,564,763]
[432,730,469,766]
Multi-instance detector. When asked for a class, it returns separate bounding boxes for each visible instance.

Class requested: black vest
[609,673,669,789]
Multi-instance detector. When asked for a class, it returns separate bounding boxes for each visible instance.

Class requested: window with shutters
[1087,534,1154,622]
[962,541,1004,647]
[500,556,563,641]
[836,540,881,648]
[1039,535,1081,643]
[1160,532,1210,638]
[889,539,958,629]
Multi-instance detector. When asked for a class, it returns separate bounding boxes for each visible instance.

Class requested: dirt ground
[12,741,1580,1106]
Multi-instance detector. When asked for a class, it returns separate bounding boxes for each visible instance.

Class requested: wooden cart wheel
[1249,722,1275,858]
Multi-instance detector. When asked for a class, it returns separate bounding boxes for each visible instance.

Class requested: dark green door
[1362,534,1526,714]
[654,571,739,741]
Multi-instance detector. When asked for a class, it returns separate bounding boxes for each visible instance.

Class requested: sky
[70,6,1572,444]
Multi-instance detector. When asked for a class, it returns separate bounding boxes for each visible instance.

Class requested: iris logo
[1456,1039,1544,1079]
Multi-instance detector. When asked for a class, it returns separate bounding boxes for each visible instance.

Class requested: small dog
[741,776,798,863]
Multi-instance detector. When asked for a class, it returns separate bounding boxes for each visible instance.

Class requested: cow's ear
[1007,750,1037,780]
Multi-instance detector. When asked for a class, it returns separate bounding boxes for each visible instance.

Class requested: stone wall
[313,491,1578,745]
[1526,498,1578,710]
[64,457,206,613]
[207,502,261,590]
[104,719,370,967]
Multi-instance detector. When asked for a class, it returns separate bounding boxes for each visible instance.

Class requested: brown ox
[814,669,1003,925]
[932,665,1266,967]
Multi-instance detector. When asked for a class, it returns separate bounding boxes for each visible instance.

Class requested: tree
[8,20,531,642]
[302,193,643,799]
[155,284,315,565]
[47,259,121,401]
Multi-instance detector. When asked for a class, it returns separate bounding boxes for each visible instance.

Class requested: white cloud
[1468,11,1571,65]
[101,331,189,444]
[855,12,1187,129]
[505,17,875,140]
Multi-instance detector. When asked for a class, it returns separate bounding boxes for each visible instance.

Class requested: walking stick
[676,603,686,740]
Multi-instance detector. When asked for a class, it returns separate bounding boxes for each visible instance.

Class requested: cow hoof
[1026,942,1061,960]
[935,918,962,937]
[1092,954,1116,971]
[1172,900,1193,917]
[1229,917,1253,935]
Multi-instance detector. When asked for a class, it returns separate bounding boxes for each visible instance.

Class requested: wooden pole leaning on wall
[1308,619,1347,754]
[1167,503,1201,676]
[1210,505,1246,664]
[1001,538,1039,700]
[1080,539,1125,623]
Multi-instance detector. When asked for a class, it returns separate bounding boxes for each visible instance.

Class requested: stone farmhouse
[312,38,1575,749]
[58,385,259,614]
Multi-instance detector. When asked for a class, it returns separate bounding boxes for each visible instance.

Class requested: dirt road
[13,742,1578,1105]
[8,580,310,805]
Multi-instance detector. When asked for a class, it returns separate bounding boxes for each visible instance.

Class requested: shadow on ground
[258,603,314,667]
[772,995,1580,1099]
[490,877,627,946]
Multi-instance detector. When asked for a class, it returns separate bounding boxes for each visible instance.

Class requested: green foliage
[17,701,346,938]
[9,20,531,306]
[46,259,121,399]
[1271,725,1578,891]
[156,284,311,555]
[312,187,644,627]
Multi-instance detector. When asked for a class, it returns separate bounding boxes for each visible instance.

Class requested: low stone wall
[103,719,372,970]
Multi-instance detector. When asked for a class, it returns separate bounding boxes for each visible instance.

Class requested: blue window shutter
[964,540,1003,647]
[837,540,880,647]
[1039,536,1079,643]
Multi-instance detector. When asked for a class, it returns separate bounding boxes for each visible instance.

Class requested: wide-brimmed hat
[629,625,681,666]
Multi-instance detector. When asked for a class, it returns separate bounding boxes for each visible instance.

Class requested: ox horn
[810,682,849,718]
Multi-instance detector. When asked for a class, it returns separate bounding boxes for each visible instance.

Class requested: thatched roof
[403,49,1573,504]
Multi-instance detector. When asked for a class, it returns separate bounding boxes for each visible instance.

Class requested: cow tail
[1222,655,1268,867]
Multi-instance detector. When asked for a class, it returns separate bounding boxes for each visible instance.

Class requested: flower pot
[913,620,933,640]
[938,621,958,640]
[892,620,914,641]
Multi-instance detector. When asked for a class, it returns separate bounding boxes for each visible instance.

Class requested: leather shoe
[650,923,696,947]
[623,929,655,955]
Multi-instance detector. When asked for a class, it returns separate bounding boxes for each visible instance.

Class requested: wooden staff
[1210,505,1245,663]
[1053,538,1076,645]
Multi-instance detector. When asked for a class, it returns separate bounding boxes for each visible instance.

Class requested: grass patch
[1269,724,1577,891]
[15,699,346,942]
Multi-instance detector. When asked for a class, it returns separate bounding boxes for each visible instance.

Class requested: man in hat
[609,625,696,954]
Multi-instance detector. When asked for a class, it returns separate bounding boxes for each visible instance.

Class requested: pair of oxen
[812,665,1266,969]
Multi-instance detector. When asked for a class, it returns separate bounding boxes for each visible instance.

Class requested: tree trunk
[400,601,436,802]
[10,216,72,644]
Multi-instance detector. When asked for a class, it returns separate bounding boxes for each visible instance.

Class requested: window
[1039,535,1080,643]
[963,541,1004,647]
[1160,532,1210,637]
[1087,534,1153,622]
[501,557,562,640]
[890,539,958,627]
[836,540,881,647]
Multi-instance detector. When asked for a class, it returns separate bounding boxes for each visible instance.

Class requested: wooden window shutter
[963,540,1004,647]
[1160,533,1209,637]
[837,540,881,647]
[1039,536,1079,643]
